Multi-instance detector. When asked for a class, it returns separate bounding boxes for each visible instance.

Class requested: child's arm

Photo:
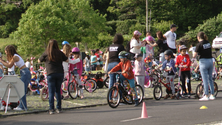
[109,63,121,74]
[69,58,80,64]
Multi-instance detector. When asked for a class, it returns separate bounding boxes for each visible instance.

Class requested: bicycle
[153,68,182,100]
[195,74,218,99]
[107,72,144,108]
[68,70,97,99]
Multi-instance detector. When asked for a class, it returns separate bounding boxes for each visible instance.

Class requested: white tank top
[14,54,25,68]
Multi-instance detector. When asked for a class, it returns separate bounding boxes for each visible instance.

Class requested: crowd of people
[107,24,215,102]
[0,24,217,114]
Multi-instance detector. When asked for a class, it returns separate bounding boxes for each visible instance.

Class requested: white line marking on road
[64,101,86,106]
[120,116,152,122]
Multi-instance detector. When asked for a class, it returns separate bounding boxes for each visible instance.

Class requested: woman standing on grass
[38,39,68,114]
[0,45,31,111]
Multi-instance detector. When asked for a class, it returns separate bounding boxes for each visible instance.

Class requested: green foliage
[0,0,41,38]
[151,20,173,35]
[10,0,109,56]
[178,12,222,45]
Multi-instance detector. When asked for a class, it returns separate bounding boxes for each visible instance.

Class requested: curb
[0,97,154,118]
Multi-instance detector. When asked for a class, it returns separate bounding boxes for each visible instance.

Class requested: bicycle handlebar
[109,72,122,74]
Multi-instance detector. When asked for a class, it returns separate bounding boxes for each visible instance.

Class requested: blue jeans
[199,58,214,95]
[85,66,90,72]
[47,73,64,110]
[119,74,138,100]
[108,62,119,88]
[19,68,31,109]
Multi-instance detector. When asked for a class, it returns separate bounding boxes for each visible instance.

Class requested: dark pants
[180,71,191,94]
[91,64,97,71]
[169,48,177,53]
[47,73,64,110]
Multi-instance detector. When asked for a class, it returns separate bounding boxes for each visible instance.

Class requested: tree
[0,0,41,38]
[178,12,222,45]
[10,0,109,56]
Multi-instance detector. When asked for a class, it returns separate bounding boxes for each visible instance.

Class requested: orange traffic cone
[141,102,148,118]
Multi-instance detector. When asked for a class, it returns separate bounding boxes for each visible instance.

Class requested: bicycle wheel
[213,82,218,97]
[135,85,144,104]
[150,74,158,86]
[61,79,68,93]
[107,87,120,108]
[84,79,97,92]
[104,77,109,88]
[123,94,133,104]
[153,85,162,100]
[68,82,78,99]
[40,87,48,101]
[195,84,204,99]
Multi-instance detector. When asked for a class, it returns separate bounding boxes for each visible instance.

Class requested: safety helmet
[164,49,174,57]
[118,51,129,59]
[62,41,69,46]
[72,47,80,53]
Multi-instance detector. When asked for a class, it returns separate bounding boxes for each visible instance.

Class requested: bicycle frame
[69,72,93,92]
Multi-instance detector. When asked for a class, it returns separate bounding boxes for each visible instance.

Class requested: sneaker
[0,106,11,111]
[199,96,209,101]
[13,107,24,111]
[171,95,175,99]
[144,85,149,88]
[188,95,191,98]
[55,109,62,114]
[134,100,140,107]
[49,109,54,115]
[63,95,69,100]
[164,95,170,99]
[209,95,215,100]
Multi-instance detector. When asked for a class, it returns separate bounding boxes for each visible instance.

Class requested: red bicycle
[153,68,182,100]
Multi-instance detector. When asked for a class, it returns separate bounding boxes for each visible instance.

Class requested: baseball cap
[170,24,177,29]
[134,30,142,36]
[179,45,187,51]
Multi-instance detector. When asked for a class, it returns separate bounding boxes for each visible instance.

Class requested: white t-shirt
[130,39,142,54]
[189,46,196,55]
[164,31,176,49]
[25,61,31,69]
[8,65,14,72]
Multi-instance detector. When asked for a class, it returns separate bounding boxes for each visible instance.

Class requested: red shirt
[95,53,100,58]
[176,54,191,71]
[110,60,134,80]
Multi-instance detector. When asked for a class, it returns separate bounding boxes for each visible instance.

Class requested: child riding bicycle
[108,51,140,106]
[162,50,177,99]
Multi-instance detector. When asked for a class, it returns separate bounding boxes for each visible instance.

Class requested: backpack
[125,41,131,52]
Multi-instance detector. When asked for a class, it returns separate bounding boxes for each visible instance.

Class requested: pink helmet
[72,47,80,53]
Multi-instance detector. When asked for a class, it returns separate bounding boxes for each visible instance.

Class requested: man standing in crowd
[164,24,177,53]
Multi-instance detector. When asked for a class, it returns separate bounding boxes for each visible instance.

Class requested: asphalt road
[1,93,222,125]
